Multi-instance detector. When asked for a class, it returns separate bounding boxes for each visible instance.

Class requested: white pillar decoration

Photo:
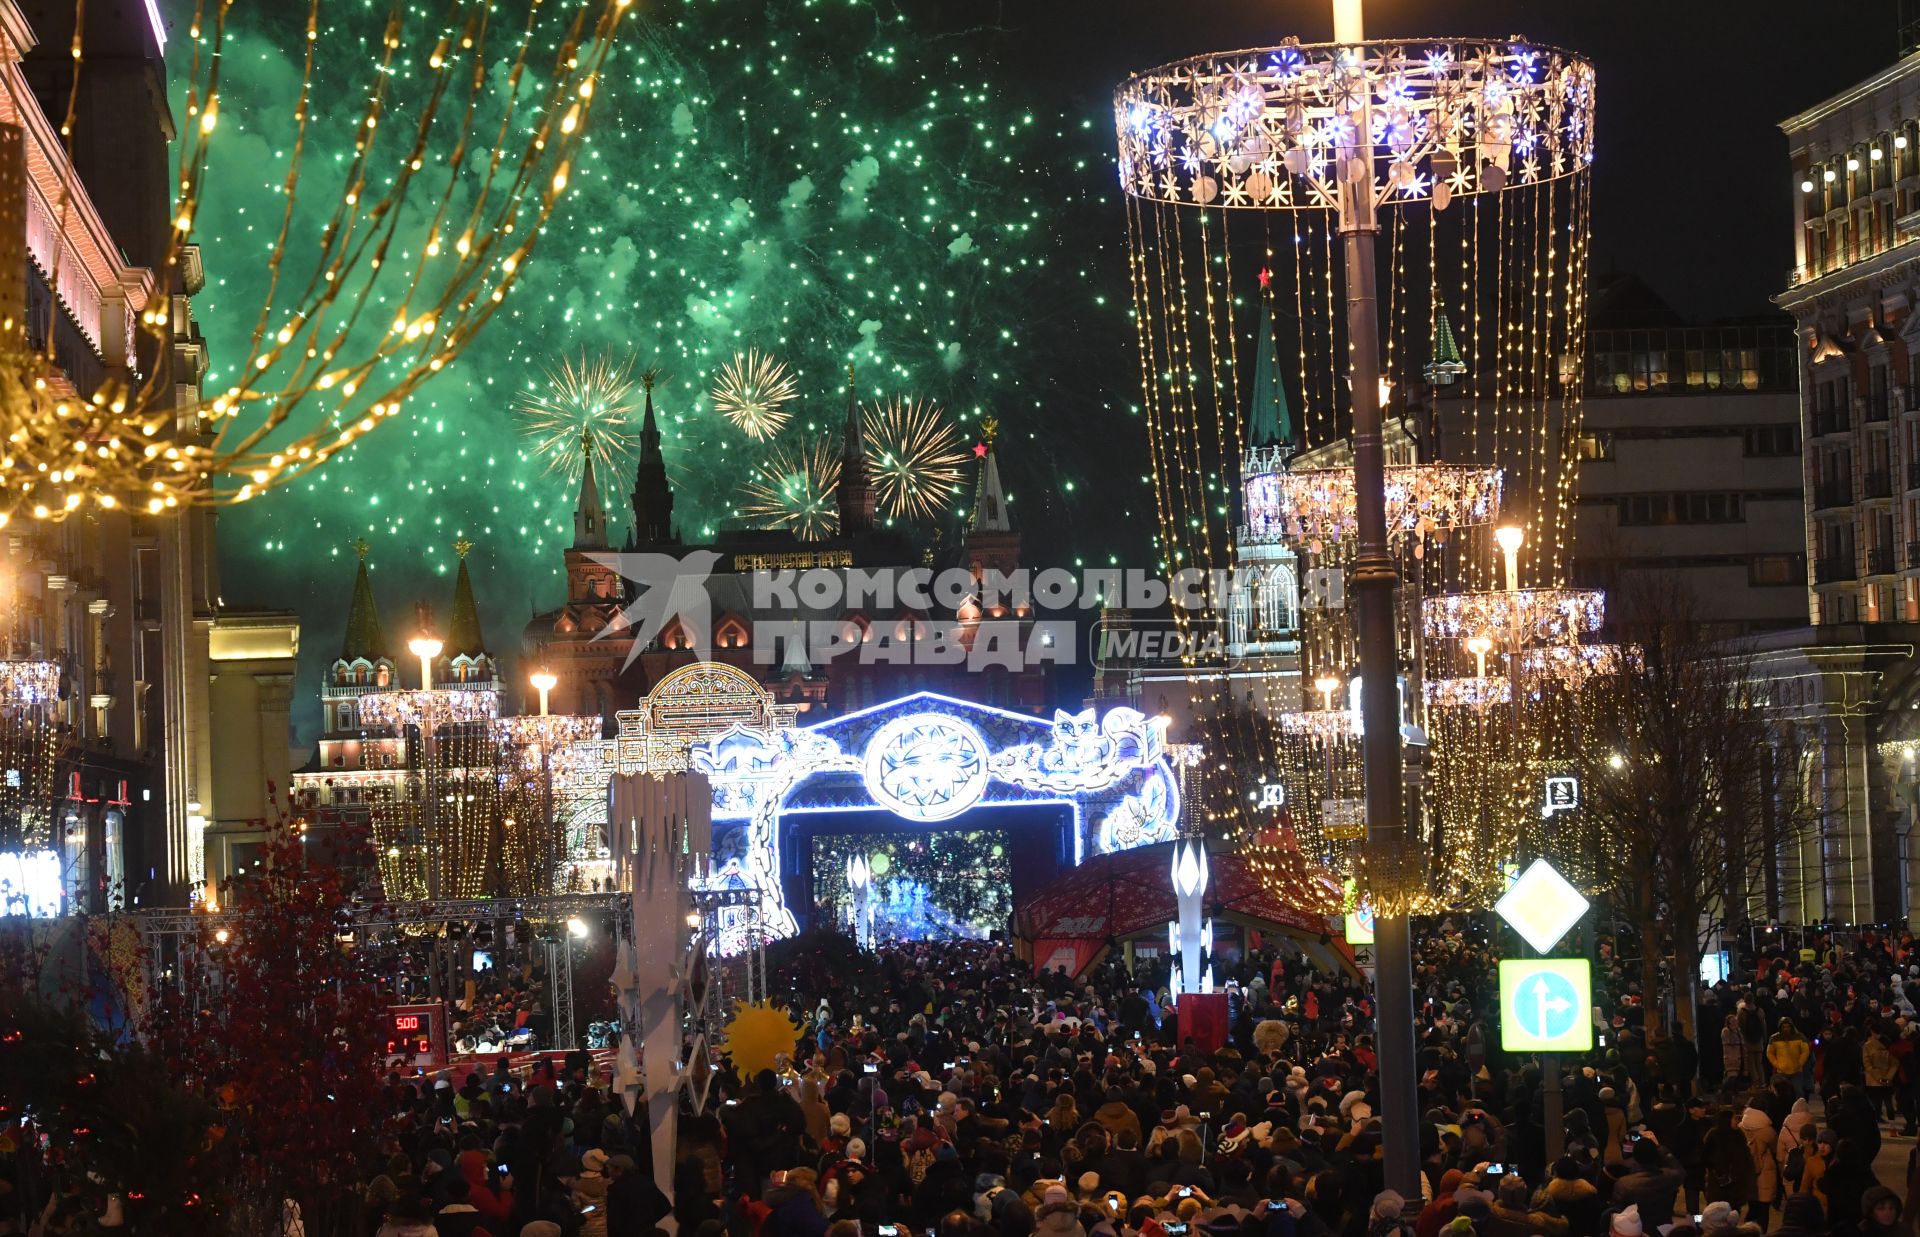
[1168,838,1213,1005]
[610,769,715,1236]
[846,853,874,950]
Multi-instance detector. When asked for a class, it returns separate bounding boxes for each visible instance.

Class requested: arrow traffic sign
[1498,958,1592,1051]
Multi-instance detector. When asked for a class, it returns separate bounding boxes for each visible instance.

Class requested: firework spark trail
[515,353,640,483]
[712,350,799,441]
[864,397,969,522]
[740,439,842,540]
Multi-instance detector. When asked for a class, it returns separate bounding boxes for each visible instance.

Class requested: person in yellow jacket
[1767,1019,1813,1096]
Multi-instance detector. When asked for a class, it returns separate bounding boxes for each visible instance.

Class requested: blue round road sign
[1517,968,1581,1041]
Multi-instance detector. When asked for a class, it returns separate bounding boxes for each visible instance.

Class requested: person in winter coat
[1819,1140,1879,1236]
[362,1177,401,1237]
[765,1168,831,1237]
[1863,1031,1899,1119]
[1737,1106,1779,1228]
[1824,1029,1867,1105]
[1599,1089,1630,1165]
[1413,1170,1465,1237]
[1739,1005,1770,1084]
[1484,1175,1568,1237]
[914,1144,974,1228]
[372,1197,440,1237]
[1367,1190,1413,1237]
[431,1177,485,1237]
[1034,1185,1086,1237]
[1544,1160,1602,1237]
[1766,1023,1812,1095]
[1764,1194,1826,1237]
[1702,1108,1755,1213]
[457,1156,512,1237]
[1092,1091,1142,1148]
[1613,1137,1687,1223]
[795,1078,832,1149]
[1774,1099,1815,1183]
[607,1154,673,1237]
[1696,1200,1759,1237]
[572,1148,612,1237]
[1828,1085,1883,1165]
[1843,1185,1902,1237]
[1722,1015,1750,1086]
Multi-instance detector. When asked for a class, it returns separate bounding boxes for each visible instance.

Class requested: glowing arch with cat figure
[689,691,1183,952]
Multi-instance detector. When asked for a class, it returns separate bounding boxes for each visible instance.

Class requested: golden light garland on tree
[0,0,632,525]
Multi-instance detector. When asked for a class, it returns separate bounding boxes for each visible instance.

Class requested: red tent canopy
[1013,836,1341,960]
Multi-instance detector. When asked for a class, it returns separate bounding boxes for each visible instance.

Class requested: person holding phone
[573,1148,613,1237]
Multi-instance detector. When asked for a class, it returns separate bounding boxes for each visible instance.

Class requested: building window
[1616,493,1745,526]
[1576,432,1614,460]
[1743,425,1798,456]
[1750,555,1801,586]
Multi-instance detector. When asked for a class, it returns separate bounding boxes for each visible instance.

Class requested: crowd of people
[351,925,1920,1237]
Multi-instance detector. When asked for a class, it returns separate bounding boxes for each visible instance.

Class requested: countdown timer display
[384,1003,447,1066]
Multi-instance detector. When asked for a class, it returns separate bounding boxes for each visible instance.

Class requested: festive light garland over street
[0,0,630,523]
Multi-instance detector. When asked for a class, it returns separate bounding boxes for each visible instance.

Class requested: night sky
[1010,0,1891,321]
[182,0,1893,740]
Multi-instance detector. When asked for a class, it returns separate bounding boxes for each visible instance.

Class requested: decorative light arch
[689,692,1182,952]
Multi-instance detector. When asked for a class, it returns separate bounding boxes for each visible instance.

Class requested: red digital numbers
[387,1010,436,1060]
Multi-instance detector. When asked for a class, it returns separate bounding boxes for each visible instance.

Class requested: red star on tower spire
[1257,267,1273,289]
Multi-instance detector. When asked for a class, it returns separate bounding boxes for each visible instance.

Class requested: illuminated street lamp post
[408,635,443,691]
[407,634,444,895]
[1496,525,1526,593]
[1328,0,1419,1195]
[530,669,557,717]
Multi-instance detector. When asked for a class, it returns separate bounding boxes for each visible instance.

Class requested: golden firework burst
[515,352,641,482]
[864,396,969,522]
[740,440,842,540]
[712,349,799,441]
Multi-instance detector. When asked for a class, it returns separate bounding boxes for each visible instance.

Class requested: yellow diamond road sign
[1499,958,1592,1052]
[1494,857,1589,954]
